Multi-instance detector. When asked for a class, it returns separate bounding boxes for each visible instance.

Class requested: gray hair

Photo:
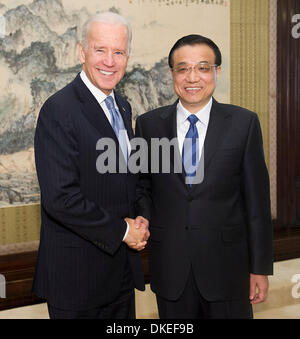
[80,12,132,54]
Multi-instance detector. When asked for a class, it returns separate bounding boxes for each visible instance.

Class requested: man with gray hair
[33,12,149,319]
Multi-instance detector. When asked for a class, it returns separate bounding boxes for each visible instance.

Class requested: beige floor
[1,258,300,319]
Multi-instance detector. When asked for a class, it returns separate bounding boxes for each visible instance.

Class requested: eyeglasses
[172,62,218,76]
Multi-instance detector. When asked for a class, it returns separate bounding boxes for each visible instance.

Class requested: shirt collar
[177,97,212,126]
[80,70,116,104]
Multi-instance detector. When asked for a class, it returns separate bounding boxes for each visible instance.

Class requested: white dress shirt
[176,98,212,160]
[80,71,131,153]
[80,70,130,240]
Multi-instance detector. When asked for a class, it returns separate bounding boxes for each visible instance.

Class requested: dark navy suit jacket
[135,99,273,302]
[33,74,144,310]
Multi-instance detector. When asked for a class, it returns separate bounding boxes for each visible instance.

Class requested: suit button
[185,226,189,230]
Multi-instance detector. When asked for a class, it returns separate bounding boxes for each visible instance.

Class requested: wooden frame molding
[0,251,43,311]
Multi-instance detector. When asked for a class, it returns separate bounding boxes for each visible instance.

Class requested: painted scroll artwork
[0,0,229,207]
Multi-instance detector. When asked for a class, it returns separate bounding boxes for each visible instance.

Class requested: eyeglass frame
[171,61,219,76]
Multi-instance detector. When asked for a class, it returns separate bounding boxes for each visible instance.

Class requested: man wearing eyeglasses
[135,35,273,319]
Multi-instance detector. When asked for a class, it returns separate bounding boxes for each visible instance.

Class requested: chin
[96,82,116,93]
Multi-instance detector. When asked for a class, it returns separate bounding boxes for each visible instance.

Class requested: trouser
[47,260,135,319]
[156,270,253,319]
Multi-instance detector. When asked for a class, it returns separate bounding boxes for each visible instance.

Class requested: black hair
[168,34,222,68]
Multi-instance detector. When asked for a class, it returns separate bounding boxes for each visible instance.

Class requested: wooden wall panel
[276,0,300,230]
[230,0,270,165]
[274,0,300,260]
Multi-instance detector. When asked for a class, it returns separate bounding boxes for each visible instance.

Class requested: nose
[186,68,201,82]
[103,51,115,67]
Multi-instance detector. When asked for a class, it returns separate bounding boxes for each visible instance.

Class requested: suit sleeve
[34,99,127,255]
[134,116,152,221]
[242,114,273,275]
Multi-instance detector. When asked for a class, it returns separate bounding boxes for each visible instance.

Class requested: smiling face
[171,44,221,113]
[79,21,129,95]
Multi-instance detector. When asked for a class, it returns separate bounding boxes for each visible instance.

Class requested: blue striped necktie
[182,115,199,186]
[105,96,128,163]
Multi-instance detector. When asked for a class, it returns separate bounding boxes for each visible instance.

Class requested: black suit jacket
[33,74,145,310]
[135,98,273,302]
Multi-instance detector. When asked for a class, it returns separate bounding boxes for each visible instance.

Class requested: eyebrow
[93,45,127,53]
[93,45,105,50]
[174,61,210,66]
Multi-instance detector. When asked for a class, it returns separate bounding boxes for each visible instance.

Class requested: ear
[78,43,86,64]
[170,67,175,80]
[213,66,221,86]
[215,66,221,81]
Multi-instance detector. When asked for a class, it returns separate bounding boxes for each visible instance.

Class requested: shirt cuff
[123,221,129,241]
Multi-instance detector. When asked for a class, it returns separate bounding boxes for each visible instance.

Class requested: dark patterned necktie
[105,96,128,163]
[182,115,199,186]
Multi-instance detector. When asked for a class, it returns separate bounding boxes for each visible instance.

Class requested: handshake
[123,216,150,251]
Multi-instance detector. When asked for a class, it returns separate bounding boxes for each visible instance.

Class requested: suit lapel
[73,74,134,142]
[189,98,232,193]
[159,100,189,190]
[115,94,134,140]
[160,99,232,192]
[159,97,232,193]
[203,99,231,171]
[159,100,178,140]
[72,74,119,143]
[72,74,134,167]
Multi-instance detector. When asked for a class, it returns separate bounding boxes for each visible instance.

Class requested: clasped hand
[124,216,150,251]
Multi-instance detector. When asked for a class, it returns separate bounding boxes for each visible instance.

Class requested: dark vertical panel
[277,0,300,230]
